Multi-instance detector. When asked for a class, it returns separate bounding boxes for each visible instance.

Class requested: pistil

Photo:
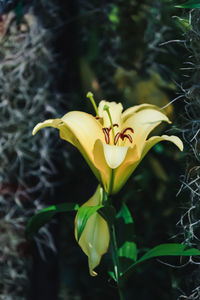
[86,91,99,117]
[103,105,115,143]
[102,105,134,145]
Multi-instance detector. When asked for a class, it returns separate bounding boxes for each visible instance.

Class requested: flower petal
[93,139,111,193]
[61,111,104,155]
[32,118,76,145]
[75,186,110,276]
[143,135,184,155]
[123,106,171,155]
[98,100,123,128]
[112,135,183,194]
[122,103,164,122]
[112,145,140,194]
[33,112,104,181]
[103,143,128,169]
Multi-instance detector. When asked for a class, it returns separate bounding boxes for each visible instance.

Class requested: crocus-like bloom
[32,96,183,194]
[74,185,109,276]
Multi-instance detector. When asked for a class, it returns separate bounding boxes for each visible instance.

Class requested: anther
[122,134,133,143]
[121,127,134,135]
[102,128,110,144]
[113,127,134,145]
[114,132,121,145]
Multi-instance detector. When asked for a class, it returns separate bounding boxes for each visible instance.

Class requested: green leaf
[118,241,137,275]
[26,202,79,238]
[174,16,191,32]
[109,5,120,25]
[120,243,200,281]
[117,204,137,274]
[137,243,200,263]
[108,270,115,281]
[117,203,134,225]
[76,205,103,241]
[118,241,137,264]
[175,0,200,8]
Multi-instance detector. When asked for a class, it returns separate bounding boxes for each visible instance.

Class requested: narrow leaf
[121,243,200,281]
[117,203,134,225]
[26,202,79,238]
[175,0,200,8]
[137,243,200,263]
[76,205,103,241]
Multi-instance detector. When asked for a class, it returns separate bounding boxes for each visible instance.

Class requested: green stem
[110,219,124,300]
[102,191,124,299]
[108,169,114,195]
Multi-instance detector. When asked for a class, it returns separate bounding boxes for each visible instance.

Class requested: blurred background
[0,0,200,299]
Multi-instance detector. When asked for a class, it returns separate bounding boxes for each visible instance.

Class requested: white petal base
[103,143,128,169]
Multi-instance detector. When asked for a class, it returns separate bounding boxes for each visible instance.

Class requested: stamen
[102,128,110,144]
[127,134,133,143]
[114,132,121,145]
[86,91,99,117]
[122,134,133,143]
[121,127,134,135]
[113,127,134,145]
[105,128,111,136]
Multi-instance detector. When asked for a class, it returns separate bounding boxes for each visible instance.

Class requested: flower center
[102,125,134,145]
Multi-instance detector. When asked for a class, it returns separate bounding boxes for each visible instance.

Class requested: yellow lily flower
[32,94,183,194]
[74,185,109,276]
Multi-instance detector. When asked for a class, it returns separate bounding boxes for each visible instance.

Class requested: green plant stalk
[102,189,124,299]
[110,218,124,300]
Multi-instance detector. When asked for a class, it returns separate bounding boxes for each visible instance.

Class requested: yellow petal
[122,103,164,122]
[32,118,77,145]
[98,100,123,128]
[75,186,110,276]
[61,111,104,157]
[33,112,104,182]
[93,139,111,194]
[112,135,183,194]
[93,140,129,193]
[123,106,171,155]
[142,135,184,155]
[112,145,140,194]
[103,143,128,169]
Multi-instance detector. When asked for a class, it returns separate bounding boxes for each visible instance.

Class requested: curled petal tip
[162,135,184,151]
[90,269,98,277]
[175,137,184,151]
[32,124,40,135]
[177,139,184,152]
